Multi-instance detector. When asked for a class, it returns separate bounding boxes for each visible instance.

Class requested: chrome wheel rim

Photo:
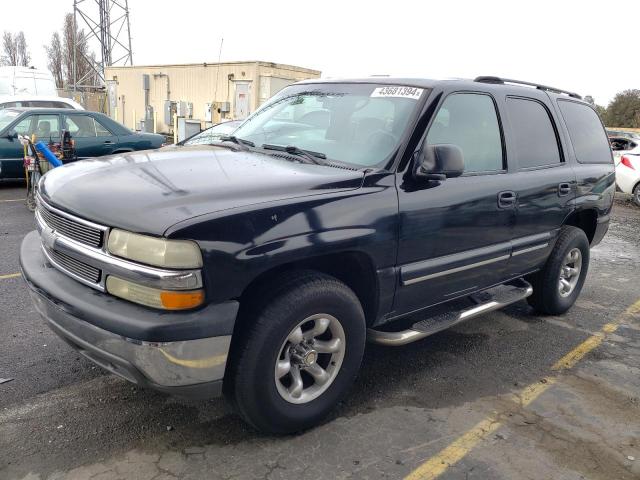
[558,248,582,297]
[275,313,346,404]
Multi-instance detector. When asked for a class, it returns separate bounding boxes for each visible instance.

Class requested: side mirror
[413,144,464,181]
[4,130,17,140]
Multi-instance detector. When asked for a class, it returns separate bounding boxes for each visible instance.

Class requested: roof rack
[474,76,582,99]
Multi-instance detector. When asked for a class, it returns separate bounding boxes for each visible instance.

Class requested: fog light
[106,276,204,310]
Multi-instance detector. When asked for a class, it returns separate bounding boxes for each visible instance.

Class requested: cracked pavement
[1,184,639,479]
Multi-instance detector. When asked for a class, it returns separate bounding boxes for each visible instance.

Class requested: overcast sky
[2,0,637,105]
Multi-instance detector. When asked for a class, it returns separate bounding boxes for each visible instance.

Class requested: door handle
[498,190,517,209]
[103,140,114,144]
[558,182,572,197]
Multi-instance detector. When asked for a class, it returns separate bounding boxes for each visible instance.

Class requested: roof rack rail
[474,76,582,99]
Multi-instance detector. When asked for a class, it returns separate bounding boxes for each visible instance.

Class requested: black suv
[21,76,615,434]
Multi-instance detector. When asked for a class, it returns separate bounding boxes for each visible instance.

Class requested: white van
[0,66,58,96]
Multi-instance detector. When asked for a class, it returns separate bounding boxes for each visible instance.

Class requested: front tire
[229,271,366,434]
[527,226,589,315]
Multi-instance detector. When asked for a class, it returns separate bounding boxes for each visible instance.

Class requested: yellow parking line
[0,273,21,280]
[0,198,25,203]
[404,298,640,480]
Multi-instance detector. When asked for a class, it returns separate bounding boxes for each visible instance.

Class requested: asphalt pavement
[1,183,639,480]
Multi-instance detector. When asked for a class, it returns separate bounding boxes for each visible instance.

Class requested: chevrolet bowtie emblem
[41,227,56,250]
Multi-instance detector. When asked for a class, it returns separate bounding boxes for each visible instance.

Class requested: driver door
[394,92,516,316]
[0,113,60,180]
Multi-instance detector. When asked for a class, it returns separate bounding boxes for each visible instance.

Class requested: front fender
[166,173,399,304]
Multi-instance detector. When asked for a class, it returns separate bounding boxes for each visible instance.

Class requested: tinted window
[426,93,503,173]
[24,101,55,108]
[558,100,613,164]
[506,97,561,168]
[52,101,74,109]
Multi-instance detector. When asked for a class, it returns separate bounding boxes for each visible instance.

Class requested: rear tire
[527,226,589,315]
[228,271,366,434]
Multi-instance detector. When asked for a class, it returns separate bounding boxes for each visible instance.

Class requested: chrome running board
[367,279,533,346]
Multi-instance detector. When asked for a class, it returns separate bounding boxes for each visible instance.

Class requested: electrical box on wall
[220,102,231,113]
[164,100,176,126]
[176,101,188,117]
[204,103,213,122]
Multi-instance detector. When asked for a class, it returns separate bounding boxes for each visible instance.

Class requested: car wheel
[228,271,366,434]
[527,226,589,315]
[633,183,640,207]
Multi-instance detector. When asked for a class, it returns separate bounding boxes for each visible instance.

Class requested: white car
[0,95,84,110]
[611,136,640,206]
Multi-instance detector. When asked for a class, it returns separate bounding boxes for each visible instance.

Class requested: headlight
[107,229,202,269]
[106,276,204,310]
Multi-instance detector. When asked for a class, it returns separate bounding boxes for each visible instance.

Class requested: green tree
[605,89,640,128]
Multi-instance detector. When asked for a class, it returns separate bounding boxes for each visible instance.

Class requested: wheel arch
[563,208,598,244]
[236,251,379,328]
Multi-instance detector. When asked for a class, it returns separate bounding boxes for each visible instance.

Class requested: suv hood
[40,146,364,235]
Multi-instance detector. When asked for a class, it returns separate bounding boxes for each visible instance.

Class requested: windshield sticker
[371,86,423,100]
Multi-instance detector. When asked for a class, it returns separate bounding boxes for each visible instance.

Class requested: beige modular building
[104,61,321,133]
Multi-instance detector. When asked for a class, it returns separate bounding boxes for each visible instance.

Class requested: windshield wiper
[261,144,327,165]
[219,135,255,148]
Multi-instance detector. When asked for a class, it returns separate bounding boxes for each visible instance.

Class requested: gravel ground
[0,185,638,480]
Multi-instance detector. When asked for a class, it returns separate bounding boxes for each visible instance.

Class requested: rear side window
[506,97,561,168]
[426,93,503,173]
[52,101,74,109]
[558,100,612,164]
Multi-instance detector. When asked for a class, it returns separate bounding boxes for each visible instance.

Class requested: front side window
[232,83,427,168]
[558,100,612,164]
[426,93,503,173]
[31,114,60,140]
[12,116,32,135]
[506,97,561,168]
[64,115,98,137]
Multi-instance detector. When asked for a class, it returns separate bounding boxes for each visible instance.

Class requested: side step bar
[367,279,533,346]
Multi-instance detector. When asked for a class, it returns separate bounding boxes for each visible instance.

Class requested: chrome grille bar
[46,247,102,284]
[36,196,105,249]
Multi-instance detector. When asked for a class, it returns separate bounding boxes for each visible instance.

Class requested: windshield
[232,83,427,168]
[184,120,241,146]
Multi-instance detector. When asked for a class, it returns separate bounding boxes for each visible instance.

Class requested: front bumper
[20,230,239,399]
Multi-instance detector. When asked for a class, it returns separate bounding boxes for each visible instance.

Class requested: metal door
[234,82,250,119]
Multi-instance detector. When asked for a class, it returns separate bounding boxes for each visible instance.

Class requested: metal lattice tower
[72,0,133,88]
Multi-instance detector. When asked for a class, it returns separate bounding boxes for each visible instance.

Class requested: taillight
[621,156,635,170]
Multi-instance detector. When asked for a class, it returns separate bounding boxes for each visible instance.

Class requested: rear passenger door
[63,114,117,158]
[502,95,575,277]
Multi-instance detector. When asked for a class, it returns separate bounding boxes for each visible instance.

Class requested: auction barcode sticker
[371,86,423,99]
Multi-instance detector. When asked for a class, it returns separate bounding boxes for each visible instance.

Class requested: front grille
[48,248,102,284]
[38,202,104,248]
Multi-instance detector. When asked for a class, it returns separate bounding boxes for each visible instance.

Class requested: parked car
[21,76,614,434]
[609,135,638,155]
[606,128,640,141]
[611,143,640,206]
[0,108,165,180]
[0,95,84,110]
[178,120,242,146]
[0,66,57,96]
